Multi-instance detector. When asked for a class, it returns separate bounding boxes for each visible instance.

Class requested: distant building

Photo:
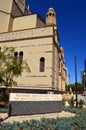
[0,0,69,93]
[82,60,86,91]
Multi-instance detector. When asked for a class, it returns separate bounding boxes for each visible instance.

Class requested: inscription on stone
[9,93,62,116]
[9,93,62,101]
[0,27,53,42]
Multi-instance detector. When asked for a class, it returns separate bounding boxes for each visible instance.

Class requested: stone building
[0,0,69,93]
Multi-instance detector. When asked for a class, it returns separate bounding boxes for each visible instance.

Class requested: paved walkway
[0,111,75,124]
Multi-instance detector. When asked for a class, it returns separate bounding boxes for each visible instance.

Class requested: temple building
[0,0,69,93]
[82,60,86,91]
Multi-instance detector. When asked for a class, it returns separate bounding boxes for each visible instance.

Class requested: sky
[25,0,86,84]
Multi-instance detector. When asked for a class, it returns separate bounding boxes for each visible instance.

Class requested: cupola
[46,8,56,26]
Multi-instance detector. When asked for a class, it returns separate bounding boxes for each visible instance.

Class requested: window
[52,13,55,17]
[40,57,45,72]
[19,51,23,64]
[59,57,60,68]
[49,13,52,16]
[14,52,18,61]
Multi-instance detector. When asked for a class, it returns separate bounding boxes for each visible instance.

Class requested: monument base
[9,93,62,116]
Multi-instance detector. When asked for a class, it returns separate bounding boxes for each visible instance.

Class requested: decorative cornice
[0,26,53,42]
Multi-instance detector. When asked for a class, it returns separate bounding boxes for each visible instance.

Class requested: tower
[46,8,56,26]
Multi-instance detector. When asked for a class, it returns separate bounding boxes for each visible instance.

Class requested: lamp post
[75,56,78,108]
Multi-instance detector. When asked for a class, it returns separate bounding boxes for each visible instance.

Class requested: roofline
[13,13,45,24]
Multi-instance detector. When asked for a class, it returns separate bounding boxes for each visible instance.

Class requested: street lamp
[75,56,78,108]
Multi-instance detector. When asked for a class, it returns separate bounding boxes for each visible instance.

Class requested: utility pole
[75,56,78,108]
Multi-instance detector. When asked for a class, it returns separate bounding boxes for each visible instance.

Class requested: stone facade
[0,0,69,92]
[82,60,86,91]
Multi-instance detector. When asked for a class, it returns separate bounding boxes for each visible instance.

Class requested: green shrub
[62,99,66,107]
[0,109,86,130]
[78,99,85,109]
[0,108,8,113]
[68,97,75,108]
[0,92,9,102]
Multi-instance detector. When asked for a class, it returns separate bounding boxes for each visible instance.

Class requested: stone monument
[9,93,62,116]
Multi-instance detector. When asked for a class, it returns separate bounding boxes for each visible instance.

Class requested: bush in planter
[68,97,75,108]
[62,99,66,107]
[0,108,8,113]
[78,99,85,109]
[0,91,9,101]
[0,92,9,108]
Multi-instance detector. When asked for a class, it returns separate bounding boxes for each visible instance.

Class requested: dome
[48,7,55,11]
[46,7,56,15]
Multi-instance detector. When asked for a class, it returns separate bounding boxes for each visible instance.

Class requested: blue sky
[26,0,86,84]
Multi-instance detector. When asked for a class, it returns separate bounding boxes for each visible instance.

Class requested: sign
[9,93,62,101]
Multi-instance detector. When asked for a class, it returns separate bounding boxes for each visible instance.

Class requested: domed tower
[46,8,56,26]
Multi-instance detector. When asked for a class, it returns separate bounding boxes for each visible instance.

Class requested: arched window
[14,51,18,61]
[40,57,45,72]
[49,13,52,16]
[52,13,55,17]
[19,51,23,64]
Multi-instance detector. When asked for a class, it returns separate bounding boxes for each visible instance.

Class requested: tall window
[14,52,18,61]
[40,57,45,72]
[19,51,23,64]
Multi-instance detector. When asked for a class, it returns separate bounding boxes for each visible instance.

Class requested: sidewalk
[0,111,75,124]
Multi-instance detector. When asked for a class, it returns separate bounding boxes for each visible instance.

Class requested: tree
[0,47,30,92]
[66,83,84,93]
